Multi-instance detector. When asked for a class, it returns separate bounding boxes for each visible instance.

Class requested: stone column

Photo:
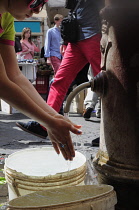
[93,1,139,209]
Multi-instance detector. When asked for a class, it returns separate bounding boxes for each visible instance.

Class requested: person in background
[47,0,102,113]
[44,14,63,74]
[20,27,40,59]
[84,90,101,119]
[0,0,82,161]
[40,46,46,61]
[16,0,103,141]
[83,66,101,120]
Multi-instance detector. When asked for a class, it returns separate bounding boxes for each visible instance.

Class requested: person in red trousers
[16,0,103,148]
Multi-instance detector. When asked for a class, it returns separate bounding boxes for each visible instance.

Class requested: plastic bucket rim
[4,162,86,181]
[8,185,117,209]
[5,147,86,177]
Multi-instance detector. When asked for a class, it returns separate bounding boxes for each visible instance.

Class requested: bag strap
[22,42,30,49]
[22,42,34,57]
[72,0,83,13]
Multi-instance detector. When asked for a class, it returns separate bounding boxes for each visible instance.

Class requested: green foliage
[0,177,6,185]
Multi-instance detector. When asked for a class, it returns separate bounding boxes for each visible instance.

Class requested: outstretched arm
[0,44,82,160]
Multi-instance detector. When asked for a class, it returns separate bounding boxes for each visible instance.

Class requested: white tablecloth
[18,62,37,82]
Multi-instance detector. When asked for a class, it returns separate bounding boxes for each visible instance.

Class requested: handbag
[60,0,82,43]
[14,36,22,53]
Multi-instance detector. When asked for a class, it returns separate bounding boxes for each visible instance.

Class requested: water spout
[64,81,92,114]
[64,71,108,114]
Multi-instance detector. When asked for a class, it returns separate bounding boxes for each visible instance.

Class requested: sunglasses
[28,0,48,11]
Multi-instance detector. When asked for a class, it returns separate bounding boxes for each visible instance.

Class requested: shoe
[16,121,48,139]
[83,107,94,119]
[96,109,101,118]
[92,137,100,147]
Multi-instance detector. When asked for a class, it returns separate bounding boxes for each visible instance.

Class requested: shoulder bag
[60,0,82,43]
[14,37,22,53]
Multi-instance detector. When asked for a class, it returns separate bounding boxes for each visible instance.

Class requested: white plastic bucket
[4,147,86,201]
[7,185,117,210]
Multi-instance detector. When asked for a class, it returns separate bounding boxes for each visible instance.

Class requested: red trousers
[47,34,101,112]
[50,56,62,74]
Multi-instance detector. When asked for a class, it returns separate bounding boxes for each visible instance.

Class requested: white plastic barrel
[7,185,117,210]
[4,147,86,201]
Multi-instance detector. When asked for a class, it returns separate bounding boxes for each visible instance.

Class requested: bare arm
[33,39,40,52]
[0,46,56,126]
[0,44,82,160]
[1,44,57,116]
[46,57,51,65]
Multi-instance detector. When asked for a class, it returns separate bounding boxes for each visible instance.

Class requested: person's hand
[46,114,82,161]
[60,45,67,56]
[19,52,24,56]
[36,37,41,43]
[46,57,51,65]
[28,49,33,53]
[28,49,34,56]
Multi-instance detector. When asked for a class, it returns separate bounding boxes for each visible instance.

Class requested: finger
[65,118,82,129]
[65,137,75,159]
[68,144,75,159]
[49,135,71,160]
[69,125,82,135]
[66,145,74,161]
[60,134,75,160]
[54,140,74,161]
[51,141,60,155]
[48,132,71,160]
[73,124,82,129]
[61,144,73,161]
[57,140,74,161]
[59,143,69,160]
[69,121,82,128]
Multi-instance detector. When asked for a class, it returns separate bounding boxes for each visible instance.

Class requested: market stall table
[1,60,38,114]
[18,61,37,82]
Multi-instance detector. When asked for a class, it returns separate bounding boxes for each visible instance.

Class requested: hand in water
[46,115,82,161]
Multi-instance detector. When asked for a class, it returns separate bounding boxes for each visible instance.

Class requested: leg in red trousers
[47,34,101,112]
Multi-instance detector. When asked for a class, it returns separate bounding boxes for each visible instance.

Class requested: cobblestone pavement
[0,110,100,209]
